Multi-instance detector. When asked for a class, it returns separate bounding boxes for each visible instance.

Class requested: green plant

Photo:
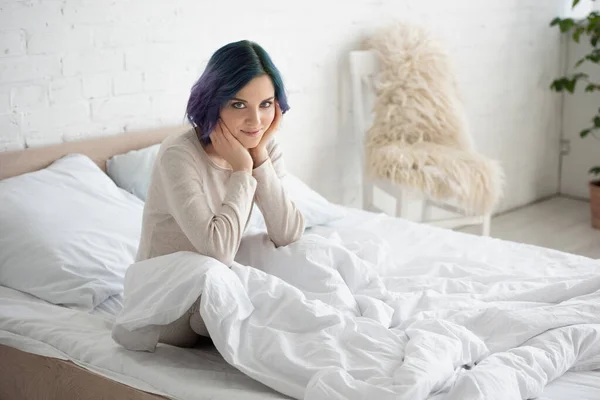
[550,0,600,178]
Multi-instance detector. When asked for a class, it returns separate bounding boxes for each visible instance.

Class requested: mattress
[1,207,599,400]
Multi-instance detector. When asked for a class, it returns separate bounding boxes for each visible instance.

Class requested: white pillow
[107,144,160,201]
[0,154,144,311]
[107,145,346,229]
[248,174,347,230]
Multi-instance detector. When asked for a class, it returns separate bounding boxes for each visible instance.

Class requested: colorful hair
[186,40,290,144]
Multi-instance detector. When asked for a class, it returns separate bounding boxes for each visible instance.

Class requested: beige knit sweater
[136,129,305,266]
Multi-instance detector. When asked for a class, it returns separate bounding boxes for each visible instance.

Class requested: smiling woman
[186,40,290,147]
[135,40,305,349]
[220,76,276,146]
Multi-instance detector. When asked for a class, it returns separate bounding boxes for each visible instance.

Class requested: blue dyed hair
[186,40,290,145]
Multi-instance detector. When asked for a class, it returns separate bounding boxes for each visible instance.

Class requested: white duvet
[112,213,600,400]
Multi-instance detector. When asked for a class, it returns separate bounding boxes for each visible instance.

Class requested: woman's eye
[261,101,273,108]
[232,102,245,109]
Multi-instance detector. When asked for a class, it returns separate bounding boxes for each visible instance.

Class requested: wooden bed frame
[0,124,190,400]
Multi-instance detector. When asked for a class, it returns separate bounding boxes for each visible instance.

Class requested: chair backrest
[348,50,380,144]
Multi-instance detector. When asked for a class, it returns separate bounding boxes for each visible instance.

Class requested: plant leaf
[574,26,585,42]
[573,0,581,7]
[560,18,576,33]
[550,79,564,91]
[581,128,591,137]
[589,166,600,176]
[587,48,600,61]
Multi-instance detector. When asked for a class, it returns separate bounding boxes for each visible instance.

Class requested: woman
[136,40,305,346]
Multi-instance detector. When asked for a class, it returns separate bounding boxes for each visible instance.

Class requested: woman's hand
[211,120,253,173]
[249,101,282,168]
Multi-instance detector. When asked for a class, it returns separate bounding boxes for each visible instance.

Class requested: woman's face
[219,74,276,149]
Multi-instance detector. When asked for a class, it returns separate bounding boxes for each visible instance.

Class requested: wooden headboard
[0,125,190,180]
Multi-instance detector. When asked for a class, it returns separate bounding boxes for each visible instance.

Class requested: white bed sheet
[92,293,124,318]
[542,371,600,400]
[1,207,599,400]
[0,284,289,399]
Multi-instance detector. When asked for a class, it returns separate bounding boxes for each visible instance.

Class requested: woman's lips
[242,129,261,136]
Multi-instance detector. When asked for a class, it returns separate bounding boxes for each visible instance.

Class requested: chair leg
[395,193,404,218]
[363,180,374,212]
[420,198,429,223]
[396,188,428,221]
[481,213,492,236]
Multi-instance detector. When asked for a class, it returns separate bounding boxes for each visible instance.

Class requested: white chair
[349,50,493,236]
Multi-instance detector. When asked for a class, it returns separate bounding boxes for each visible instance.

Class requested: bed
[0,126,186,400]
[1,125,600,400]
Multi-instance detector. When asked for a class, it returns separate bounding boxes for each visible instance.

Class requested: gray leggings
[158,297,210,347]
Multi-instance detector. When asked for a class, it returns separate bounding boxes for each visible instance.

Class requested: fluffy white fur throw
[363,22,504,215]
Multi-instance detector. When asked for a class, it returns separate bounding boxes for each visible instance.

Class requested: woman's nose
[246,109,261,126]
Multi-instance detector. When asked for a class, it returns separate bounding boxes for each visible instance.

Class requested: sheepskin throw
[362,22,504,215]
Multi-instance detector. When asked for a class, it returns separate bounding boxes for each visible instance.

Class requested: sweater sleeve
[158,146,257,266]
[252,141,305,247]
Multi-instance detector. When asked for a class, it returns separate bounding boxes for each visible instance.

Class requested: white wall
[0,0,565,213]
[561,0,600,18]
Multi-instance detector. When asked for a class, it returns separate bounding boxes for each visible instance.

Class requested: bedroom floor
[457,196,600,259]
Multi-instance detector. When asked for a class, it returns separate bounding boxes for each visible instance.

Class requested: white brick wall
[0,30,26,57]
[0,0,566,213]
[82,73,112,99]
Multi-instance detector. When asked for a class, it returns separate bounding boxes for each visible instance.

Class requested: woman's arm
[158,146,256,266]
[252,141,305,247]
